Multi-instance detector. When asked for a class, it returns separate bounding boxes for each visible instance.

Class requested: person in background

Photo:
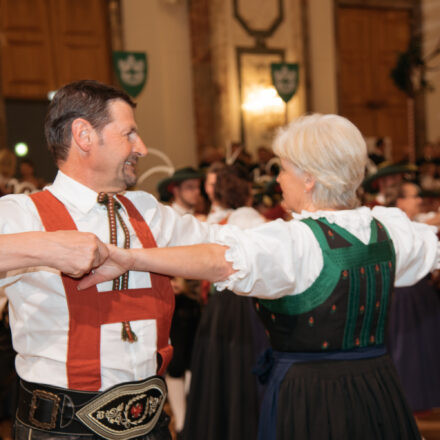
[157,167,204,439]
[362,161,417,206]
[203,162,225,222]
[81,113,435,440]
[198,145,224,172]
[157,167,203,217]
[417,158,440,192]
[18,159,46,190]
[251,145,276,178]
[369,137,386,165]
[184,164,268,440]
[0,149,16,196]
[385,182,440,416]
[253,178,289,221]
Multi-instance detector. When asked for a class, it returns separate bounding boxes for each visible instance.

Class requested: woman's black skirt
[388,277,440,411]
[276,354,421,440]
[183,290,268,440]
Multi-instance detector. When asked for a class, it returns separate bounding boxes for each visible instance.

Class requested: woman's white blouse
[214,206,440,299]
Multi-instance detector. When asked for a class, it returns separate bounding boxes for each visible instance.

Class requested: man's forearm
[0,232,49,271]
[0,231,108,276]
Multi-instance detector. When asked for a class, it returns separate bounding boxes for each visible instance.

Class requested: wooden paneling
[337,7,411,161]
[49,0,111,87]
[0,0,56,98]
[0,0,111,99]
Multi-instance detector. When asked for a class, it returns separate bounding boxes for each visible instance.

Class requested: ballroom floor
[416,408,440,440]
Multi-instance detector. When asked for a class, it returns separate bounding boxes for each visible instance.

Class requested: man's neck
[58,166,124,196]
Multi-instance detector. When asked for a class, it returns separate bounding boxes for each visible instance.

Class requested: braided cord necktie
[97,192,137,343]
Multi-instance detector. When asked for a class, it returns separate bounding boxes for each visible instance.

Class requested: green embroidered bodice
[255,217,395,352]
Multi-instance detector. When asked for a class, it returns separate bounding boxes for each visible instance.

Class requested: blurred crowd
[0,150,46,197]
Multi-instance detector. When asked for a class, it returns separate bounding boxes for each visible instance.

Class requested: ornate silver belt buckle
[76,376,166,440]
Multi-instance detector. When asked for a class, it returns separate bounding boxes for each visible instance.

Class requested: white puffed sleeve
[213,219,324,299]
[372,206,440,286]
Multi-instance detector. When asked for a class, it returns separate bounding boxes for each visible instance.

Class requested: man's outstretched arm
[0,231,108,277]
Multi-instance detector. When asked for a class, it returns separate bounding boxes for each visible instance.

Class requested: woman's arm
[78,243,234,289]
[0,231,108,277]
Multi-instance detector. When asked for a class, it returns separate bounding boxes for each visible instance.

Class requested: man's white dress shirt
[0,171,213,391]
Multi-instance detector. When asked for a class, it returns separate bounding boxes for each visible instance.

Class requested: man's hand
[77,244,134,289]
[43,231,109,278]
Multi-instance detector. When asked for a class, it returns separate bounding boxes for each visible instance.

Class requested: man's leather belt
[17,376,167,440]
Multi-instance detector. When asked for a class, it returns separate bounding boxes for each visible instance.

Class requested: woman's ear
[303,173,316,193]
[71,119,93,152]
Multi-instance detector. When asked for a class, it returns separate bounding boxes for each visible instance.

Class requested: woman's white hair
[273,113,367,209]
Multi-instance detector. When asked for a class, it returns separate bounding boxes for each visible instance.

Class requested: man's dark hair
[45,80,136,164]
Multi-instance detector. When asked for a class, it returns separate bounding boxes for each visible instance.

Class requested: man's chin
[124,175,137,189]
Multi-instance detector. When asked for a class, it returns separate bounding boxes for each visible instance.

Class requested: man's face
[93,100,148,193]
[397,183,422,220]
[174,178,201,210]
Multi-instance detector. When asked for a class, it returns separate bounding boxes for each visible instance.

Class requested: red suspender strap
[30,191,174,390]
[218,215,230,225]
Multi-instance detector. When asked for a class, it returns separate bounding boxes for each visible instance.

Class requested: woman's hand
[77,244,134,289]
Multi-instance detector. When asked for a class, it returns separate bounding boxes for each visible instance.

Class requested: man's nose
[135,138,148,157]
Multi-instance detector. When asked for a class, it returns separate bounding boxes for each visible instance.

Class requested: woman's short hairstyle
[273,113,367,209]
[214,164,252,209]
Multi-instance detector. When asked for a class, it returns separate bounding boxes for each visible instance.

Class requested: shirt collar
[171,202,194,216]
[48,171,127,215]
[293,206,373,229]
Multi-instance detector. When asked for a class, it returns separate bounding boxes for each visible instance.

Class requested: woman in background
[385,182,440,415]
[184,164,268,440]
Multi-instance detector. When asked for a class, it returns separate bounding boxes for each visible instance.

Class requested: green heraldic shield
[271,63,299,103]
[113,51,148,98]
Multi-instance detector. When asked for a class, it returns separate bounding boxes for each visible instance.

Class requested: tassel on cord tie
[98,192,137,343]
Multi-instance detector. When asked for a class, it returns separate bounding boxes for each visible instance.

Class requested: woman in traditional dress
[385,182,440,414]
[81,114,436,440]
[184,164,268,440]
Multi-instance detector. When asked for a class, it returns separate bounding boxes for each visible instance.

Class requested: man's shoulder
[0,193,43,231]
[0,192,35,208]
[123,189,157,202]
[121,190,162,213]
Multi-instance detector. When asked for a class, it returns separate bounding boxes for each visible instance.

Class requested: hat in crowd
[362,161,418,193]
[253,178,283,208]
[416,157,440,167]
[157,167,204,202]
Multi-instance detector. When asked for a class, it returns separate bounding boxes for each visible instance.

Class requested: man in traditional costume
[0,80,215,440]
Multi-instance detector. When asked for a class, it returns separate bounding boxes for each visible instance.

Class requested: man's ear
[71,119,94,152]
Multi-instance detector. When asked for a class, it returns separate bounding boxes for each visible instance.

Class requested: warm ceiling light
[242,86,285,114]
